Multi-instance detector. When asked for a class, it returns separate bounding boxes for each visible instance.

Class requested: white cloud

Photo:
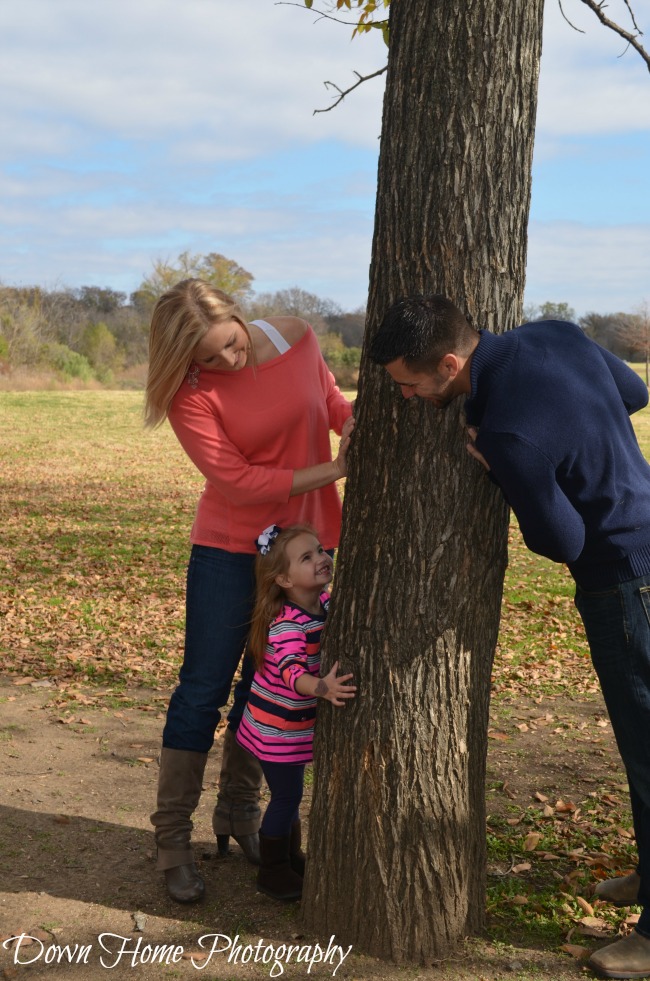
[1,0,648,315]
[526,220,650,316]
[0,0,386,163]
[537,0,650,138]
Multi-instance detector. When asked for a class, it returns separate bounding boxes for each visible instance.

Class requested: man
[370,294,650,980]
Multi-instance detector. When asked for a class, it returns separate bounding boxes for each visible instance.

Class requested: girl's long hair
[144,279,250,429]
[248,524,317,671]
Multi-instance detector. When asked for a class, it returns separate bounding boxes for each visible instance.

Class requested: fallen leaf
[578,916,613,937]
[561,944,590,961]
[523,832,542,851]
[576,897,594,916]
[512,862,532,874]
[556,800,576,813]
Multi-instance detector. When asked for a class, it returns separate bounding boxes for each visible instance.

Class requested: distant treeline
[0,253,647,389]
[0,251,365,388]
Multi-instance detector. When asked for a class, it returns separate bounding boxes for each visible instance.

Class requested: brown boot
[150,747,208,903]
[257,834,303,901]
[212,728,262,865]
[588,930,650,978]
[594,871,641,907]
[289,820,306,877]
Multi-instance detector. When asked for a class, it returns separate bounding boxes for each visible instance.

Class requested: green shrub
[41,342,94,381]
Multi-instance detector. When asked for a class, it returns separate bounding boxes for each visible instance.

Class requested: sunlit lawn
[2,385,648,689]
[1,383,649,956]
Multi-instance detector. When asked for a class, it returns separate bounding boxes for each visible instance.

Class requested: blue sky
[1,0,648,319]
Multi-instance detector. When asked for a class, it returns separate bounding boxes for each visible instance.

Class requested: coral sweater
[168,327,352,554]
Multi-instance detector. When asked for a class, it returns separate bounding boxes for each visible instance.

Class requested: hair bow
[256,524,282,555]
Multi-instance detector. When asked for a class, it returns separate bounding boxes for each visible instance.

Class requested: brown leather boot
[257,834,303,901]
[212,728,262,865]
[289,820,306,876]
[150,747,208,903]
[588,930,650,978]
[594,871,641,907]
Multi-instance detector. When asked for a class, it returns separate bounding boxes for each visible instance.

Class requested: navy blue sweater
[465,321,650,589]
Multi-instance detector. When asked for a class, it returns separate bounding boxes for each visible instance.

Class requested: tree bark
[302,0,544,963]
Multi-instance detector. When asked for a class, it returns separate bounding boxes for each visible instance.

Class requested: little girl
[236,523,356,901]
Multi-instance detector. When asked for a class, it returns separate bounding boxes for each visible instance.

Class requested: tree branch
[314,65,388,114]
[558,0,586,34]
[275,1,365,28]
[578,0,650,71]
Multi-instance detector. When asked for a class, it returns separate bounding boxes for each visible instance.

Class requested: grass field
[2,387,650,965]
[3,387,649,691]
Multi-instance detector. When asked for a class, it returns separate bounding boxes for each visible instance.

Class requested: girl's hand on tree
[316,660,357,707]
[465,426,490,471]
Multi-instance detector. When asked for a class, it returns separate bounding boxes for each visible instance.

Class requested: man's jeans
[162,545,256,753]
[575,574,650,936]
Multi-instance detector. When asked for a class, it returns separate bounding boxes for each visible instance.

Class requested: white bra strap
[250,319,291,355]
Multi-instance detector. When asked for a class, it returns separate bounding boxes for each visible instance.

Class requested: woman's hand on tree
[334,416,356,478]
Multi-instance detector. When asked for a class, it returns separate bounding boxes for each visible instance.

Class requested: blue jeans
[575,574,650,937]
[162,545,256,753]
[259,760,304,837]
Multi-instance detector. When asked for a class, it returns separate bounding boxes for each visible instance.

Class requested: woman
[145,280,353,903]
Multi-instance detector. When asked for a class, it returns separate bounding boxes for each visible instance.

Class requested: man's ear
[439,353,460,379]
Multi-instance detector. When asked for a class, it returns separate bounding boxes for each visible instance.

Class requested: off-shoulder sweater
[168,327,352,554]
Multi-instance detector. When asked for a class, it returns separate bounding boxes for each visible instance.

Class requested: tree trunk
[302,0,544,964]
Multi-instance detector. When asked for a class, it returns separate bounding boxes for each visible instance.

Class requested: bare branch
[314,65,388,114]
[558,0,586,34]
[578,0,650,71]
[622,0,643,36]
[275,1,365,28]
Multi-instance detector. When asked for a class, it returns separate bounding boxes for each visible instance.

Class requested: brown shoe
[588,931,650,979]
[594,872,641,907]
[257,834,303,901]
[164,863,205,903]
[212,728,262,865]
[150,747,208,902]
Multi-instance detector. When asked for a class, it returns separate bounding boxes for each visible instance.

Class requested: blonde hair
[248,524,319,671]
[144,279,250,428]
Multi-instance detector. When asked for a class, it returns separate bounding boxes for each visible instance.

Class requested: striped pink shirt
[236,594,329,764]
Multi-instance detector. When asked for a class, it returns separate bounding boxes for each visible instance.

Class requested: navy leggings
[259,760,305,837]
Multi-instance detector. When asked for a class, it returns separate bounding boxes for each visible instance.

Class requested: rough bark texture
[301,0,544,964]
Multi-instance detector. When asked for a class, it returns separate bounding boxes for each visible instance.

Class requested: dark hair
[369,294,477,372]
